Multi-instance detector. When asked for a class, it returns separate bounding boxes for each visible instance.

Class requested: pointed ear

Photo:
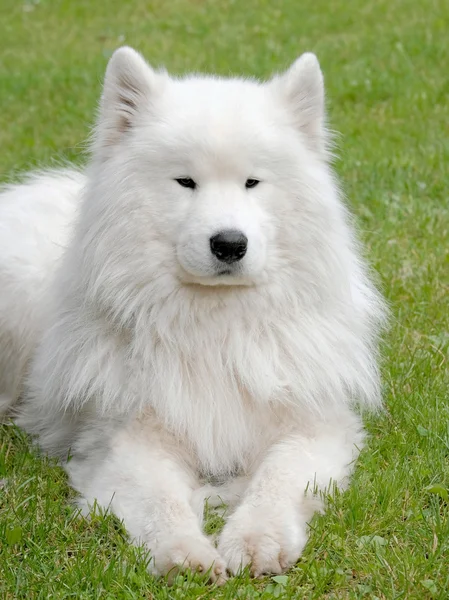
[94,47,161,154]
[272,53,327,154]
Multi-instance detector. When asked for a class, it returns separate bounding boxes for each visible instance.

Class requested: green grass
[1,0,448,597]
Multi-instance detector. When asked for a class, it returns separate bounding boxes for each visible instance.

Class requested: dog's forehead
[164,77,277,130]
[148,76,286,163]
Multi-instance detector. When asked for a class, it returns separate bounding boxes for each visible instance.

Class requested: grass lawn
[1,0,448,598]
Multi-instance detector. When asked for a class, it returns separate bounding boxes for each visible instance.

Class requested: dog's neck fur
[25,244,380,474]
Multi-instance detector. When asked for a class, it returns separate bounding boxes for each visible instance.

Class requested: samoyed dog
[0,47,385,582]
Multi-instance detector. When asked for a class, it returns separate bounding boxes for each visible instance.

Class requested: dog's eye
[245,179,260,189]
[175,178,197,189]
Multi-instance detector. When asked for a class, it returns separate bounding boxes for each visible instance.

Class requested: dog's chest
[133,299,299,475]
[146,348,288,475]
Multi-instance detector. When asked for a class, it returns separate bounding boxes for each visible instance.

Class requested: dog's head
[85,47,338,293]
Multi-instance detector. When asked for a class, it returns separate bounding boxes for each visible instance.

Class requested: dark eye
[175,178,197,189]
[245,179,260,189]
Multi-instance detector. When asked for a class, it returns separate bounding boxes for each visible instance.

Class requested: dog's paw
[218,506,308,577]
[150,534,227,584]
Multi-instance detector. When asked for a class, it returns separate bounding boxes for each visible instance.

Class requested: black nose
[210,230,248,264]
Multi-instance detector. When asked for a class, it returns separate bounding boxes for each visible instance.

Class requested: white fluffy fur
[0,47,386,581]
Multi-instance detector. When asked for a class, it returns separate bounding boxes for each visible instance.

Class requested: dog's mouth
[178,266,254,288]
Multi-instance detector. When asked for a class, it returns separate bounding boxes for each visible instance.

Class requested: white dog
[0,47,386,582]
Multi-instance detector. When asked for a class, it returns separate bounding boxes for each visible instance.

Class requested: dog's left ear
[272,53,326,154]
[93,47,164,157]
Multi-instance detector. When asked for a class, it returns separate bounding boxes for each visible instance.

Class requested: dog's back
[0,169,84,414]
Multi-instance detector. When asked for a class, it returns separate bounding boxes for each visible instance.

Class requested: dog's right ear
[271,53,327,156]
[94,47,162,155]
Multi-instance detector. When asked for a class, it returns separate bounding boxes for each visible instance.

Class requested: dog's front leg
[68,417,227,583]
[218,411,364,576]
